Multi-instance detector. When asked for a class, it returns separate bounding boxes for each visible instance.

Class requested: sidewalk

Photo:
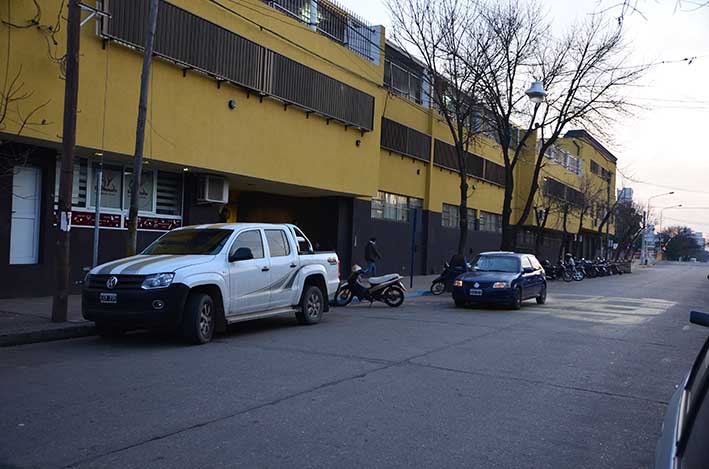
[0,295,94,347]
[0,276,438,347]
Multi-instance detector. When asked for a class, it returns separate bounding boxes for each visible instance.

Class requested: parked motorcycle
[336,265,406,307]
[430,258,468,295]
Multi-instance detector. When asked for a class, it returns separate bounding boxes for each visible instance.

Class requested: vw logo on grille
[473,282,480,288]
[106,276,118,289]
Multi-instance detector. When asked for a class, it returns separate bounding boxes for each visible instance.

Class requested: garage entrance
[236,192,354,269]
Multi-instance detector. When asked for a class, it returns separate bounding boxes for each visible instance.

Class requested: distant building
[617,187,634,204]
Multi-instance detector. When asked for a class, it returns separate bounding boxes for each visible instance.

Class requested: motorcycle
[430,260,468,295]
[336,265,406,307]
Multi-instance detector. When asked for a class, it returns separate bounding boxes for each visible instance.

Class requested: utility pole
[126,0,159,256]
[52,0,81,322]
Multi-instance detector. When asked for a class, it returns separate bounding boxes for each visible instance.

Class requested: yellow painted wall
[1,0,618,237]
[1,0,385,197]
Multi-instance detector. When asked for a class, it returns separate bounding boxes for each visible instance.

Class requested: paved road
[2,263,708,468]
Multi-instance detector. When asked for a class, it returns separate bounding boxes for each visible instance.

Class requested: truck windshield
[472,256,520,273]
[142,229,233,255]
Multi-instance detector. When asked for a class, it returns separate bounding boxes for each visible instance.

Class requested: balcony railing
[262,0,379,63]
[384,60,423,104]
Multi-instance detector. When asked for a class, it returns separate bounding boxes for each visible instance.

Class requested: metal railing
[100,0,374,131]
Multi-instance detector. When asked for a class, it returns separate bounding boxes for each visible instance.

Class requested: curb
[0,323,96,347]
[339,289,432,305]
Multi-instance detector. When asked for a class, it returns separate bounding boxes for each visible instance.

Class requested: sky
[338,0,709,238]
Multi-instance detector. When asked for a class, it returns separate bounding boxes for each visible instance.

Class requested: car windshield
[472,256,520,273]
[142,229,233,255]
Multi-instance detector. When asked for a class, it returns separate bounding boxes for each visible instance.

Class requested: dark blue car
[452,252,547,309]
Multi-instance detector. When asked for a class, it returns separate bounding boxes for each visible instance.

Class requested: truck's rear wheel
[296,286,323,325]
[182,292,215,344]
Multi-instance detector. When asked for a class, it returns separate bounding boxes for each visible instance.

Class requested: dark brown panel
[381,118,430,162]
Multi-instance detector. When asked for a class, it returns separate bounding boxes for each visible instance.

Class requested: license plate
[469,289,483,296]
[100,292,117,304]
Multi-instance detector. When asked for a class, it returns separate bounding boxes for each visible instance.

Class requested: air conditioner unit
[196,175,229,204]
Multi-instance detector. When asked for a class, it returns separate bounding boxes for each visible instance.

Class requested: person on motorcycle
[565,252,575,267]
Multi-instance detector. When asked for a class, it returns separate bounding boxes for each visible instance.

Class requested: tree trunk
[500,167,516,250]
[126,0,159,256]
[457,152,469,255]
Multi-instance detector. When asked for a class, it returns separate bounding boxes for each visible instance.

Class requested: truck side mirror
[230,247,254,262]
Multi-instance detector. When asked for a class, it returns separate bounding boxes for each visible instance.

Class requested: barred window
[442,203,459,228]
[480,211,502,233]
[371,191,422,222]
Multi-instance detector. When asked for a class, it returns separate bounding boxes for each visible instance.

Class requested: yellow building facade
[0,0,616,297]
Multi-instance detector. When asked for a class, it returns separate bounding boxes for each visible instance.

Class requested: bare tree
[469,1,645,251]
[385,0,487,255]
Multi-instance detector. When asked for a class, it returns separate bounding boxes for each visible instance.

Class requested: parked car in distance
[452,252,546,310]
[655,310,709,469]
[82,223,340,344]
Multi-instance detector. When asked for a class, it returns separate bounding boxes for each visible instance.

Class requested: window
[230,230,264,259]
[521,256,533,270]
[530,257,543,271]
[479,211,502,233]
[442,203,459,228]
[590,160,600,175]
[265,230,290,257]
[371,191,422,222]
[92,163,123,209]
[70,159,88,208]
[467,208,477,231]
[143,229,232,255]
[124,170,155,212]
[156,171,183,215]
[472,255,520,273]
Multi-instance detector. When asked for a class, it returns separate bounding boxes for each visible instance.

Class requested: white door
[227,229,272,315]
[265,228,299,308]
[10,166,41,265]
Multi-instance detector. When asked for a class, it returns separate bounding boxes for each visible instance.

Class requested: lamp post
[641,191,675,265]
[659,204,682,231]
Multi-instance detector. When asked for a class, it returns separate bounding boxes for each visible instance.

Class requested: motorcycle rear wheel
[383,286,405,307]
[430,281,445,295]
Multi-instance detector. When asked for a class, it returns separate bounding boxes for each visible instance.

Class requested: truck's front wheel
[296,286,323,325]
[183,292,215,344]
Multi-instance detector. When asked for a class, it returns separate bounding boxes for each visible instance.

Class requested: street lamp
[659,204,683,230]
[526,80,547,104]
[641,191,675,265]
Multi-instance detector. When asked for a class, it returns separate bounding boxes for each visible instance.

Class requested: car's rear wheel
[536,283,547,305]
[511,287,523,310]
[296,286,324,324]
[182,292,215,345]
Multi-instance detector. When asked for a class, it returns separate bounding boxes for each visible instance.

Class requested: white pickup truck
[82,223,340,344]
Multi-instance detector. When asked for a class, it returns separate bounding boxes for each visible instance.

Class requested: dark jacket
[364,242,382,262]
